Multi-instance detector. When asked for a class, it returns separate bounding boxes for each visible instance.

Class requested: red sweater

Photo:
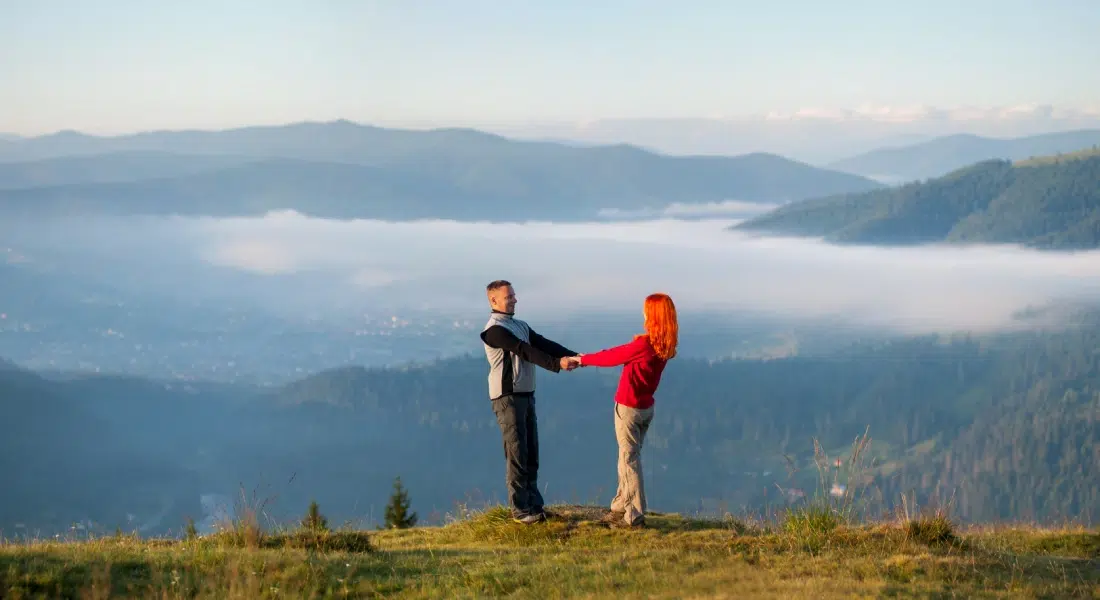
[579,336,667,410]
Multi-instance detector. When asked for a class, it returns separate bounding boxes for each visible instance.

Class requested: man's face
[490,285,517,314]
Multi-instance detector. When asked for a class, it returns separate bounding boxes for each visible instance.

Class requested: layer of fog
[596,200,776,220]
[7,211,1100,335]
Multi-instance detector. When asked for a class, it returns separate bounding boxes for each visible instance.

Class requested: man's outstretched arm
[481,326,562,372]
[527,328,577,359]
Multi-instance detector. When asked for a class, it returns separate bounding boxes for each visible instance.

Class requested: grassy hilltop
[2,505,1098,599]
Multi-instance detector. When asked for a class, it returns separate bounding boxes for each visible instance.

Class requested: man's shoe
[513,513,545,525]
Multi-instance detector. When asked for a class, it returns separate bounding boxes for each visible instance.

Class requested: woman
[572,293,678,528]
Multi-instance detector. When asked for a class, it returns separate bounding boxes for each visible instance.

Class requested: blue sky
[3,0,1099,134]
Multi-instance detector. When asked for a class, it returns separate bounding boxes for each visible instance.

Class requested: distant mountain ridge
[827,129,1100,182]
[0,151,258,189]
[0,121,512,164]
[0,120,883,221]
[734,152,1100,249]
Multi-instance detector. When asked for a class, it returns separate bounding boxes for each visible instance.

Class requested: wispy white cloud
[597,201,775,220]
[8,212,1100,335]
[184,212,1100,333]
[761,104,1100,124]
[213,239,301,274]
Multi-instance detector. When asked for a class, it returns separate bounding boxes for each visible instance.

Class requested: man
[480,280,579,524]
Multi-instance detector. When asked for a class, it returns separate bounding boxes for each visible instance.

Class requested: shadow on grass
[644,510,751,534]
[0,543,482,598]
[1022,532,1100,559]
[260,530,374,553]
[446,504,745,547]
[0,553,97,598]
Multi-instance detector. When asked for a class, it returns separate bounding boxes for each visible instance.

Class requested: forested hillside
[734,153,1100,249]
[254,321,1099,524]
[3,315,1098,534]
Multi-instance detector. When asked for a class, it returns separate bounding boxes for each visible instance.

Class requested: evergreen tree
[384,476,418,529]
[301,500,329,532]
[185,516,199,540]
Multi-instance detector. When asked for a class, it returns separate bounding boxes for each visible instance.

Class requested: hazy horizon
[6,112,1100,165]
[6,2,1100,162]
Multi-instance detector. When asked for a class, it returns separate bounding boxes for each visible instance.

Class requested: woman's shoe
[599,510,626,525]
[611,517,646,529]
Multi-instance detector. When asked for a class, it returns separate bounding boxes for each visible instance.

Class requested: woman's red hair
[638,293,678,360]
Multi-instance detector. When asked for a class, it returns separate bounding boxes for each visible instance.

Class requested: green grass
[1,505,1098,598]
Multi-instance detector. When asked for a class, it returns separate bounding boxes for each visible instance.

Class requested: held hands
[560,354,585,371]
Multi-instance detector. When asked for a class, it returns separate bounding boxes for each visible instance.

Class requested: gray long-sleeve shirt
[480,311,576,400]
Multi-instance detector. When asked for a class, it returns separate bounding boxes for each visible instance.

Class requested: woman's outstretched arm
[578,336,649,367]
